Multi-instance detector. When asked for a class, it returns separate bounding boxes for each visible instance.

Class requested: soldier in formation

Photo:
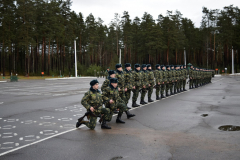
[77,63,214,130]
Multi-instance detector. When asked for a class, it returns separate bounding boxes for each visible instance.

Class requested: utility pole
[74,38,78,77]
[232,47,234,74]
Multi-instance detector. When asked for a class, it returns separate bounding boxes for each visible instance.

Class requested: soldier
[147,64,154,102]
[105,67,110,79]
[189,65,194,89]
[101,70,116,92]
[183,65,187,91]
[124,63,134,108]
[154,64,162,100]
[166,65,171,96]
[102,78,135,123]
[170,65,176,95]
[76,79,111,129]
[140,64,149,104]
[174,65,179,94]
[132,64,142,107]
[115,64,126,105]
[161,65,167,98]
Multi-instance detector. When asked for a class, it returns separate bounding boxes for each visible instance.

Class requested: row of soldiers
[102,63,213,107]
[76,63,213,130]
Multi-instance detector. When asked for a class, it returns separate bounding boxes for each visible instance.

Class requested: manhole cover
[201,114,208,117]
[218,125,240,131]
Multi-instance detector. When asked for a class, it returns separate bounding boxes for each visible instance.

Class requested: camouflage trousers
[183,79,186,89]
[105,102,128,122]
[132,86,140,101]
[189,78,193,88]
[84,108,110,130]
[141,88,148,101]
[148,83,154,98]
[155,84,161,97]
[119,90,126,103]
[166,82,170,94]
[161,84,165,94]
[125,89,132,104]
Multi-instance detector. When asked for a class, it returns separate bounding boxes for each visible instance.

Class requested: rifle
[77,106,101,123]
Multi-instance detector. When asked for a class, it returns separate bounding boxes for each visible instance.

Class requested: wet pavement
[0,76,240,160]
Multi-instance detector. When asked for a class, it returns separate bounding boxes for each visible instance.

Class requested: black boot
[116,113,125,123]
[140,99,145,105]
[166,91,170,96]
[174,90,177,94]
[161,94,166,98]
[76,120,87,128]
[183,88,187,91]
[101,119,111,129]
[156,95,161,100]
[170,90,173,95]
[125,111,135,119]
[148,97,154,102]
[177,89,180,93]
[132,101,139,108]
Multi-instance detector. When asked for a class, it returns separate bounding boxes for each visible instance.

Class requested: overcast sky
[70,0,239,28]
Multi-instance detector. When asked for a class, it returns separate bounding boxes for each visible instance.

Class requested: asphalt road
[0,76,240,160]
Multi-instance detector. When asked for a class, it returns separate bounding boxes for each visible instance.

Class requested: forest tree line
[1,0,240,76]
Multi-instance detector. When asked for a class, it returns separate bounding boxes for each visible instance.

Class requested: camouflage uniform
[147,66,154,101]
[161,66,167,98]
[166,66,172,96]
[123,69,133,105]
[174,66,179,93]
[115,70,126,103]
[105,70,109,79]
[189,66,194,89]
[183,66,188,91]
[154,65,162,100]
[81,88,110,130]
[141,67,149,103]
[132,64,142,106]
[102,82,135,123]
[101,78,110,92]
[171,66,176,94]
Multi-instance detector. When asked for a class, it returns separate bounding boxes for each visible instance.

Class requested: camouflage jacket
[147,70,155,84]
[102,85,125,110]
[175,70,179,81]
[189,69,193,78]
[183,69,188,79]
[123,69,133,89]
[171,70,176,82]
[115,70,125,90]
[162,70,168,82]
[81,87,103,114]
[141,70,149,87]
[101,77,110,92]
[132,70,142,87]
[167,70,172,82]
[105,70,109,79]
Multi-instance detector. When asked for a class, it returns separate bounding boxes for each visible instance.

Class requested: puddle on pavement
[111,156,123,160]
[218,125,240,131]
[201,114,208,117]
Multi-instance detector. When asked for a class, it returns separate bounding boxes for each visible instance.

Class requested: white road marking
[58,118,73,121]
[39,122,56,126]
[40,130,58,136]
[3,119,19,123]
[19,135,40,142]
[0,102,3,105]
[60,124,75,129]
[55,108,67,111]
[0,142,19,150]
[21,120,37,124]
[0,125,16,130]
[40,116,54,120]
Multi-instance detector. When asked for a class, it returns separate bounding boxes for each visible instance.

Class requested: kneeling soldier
[76,79,111,129]
[102,78,135,123]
